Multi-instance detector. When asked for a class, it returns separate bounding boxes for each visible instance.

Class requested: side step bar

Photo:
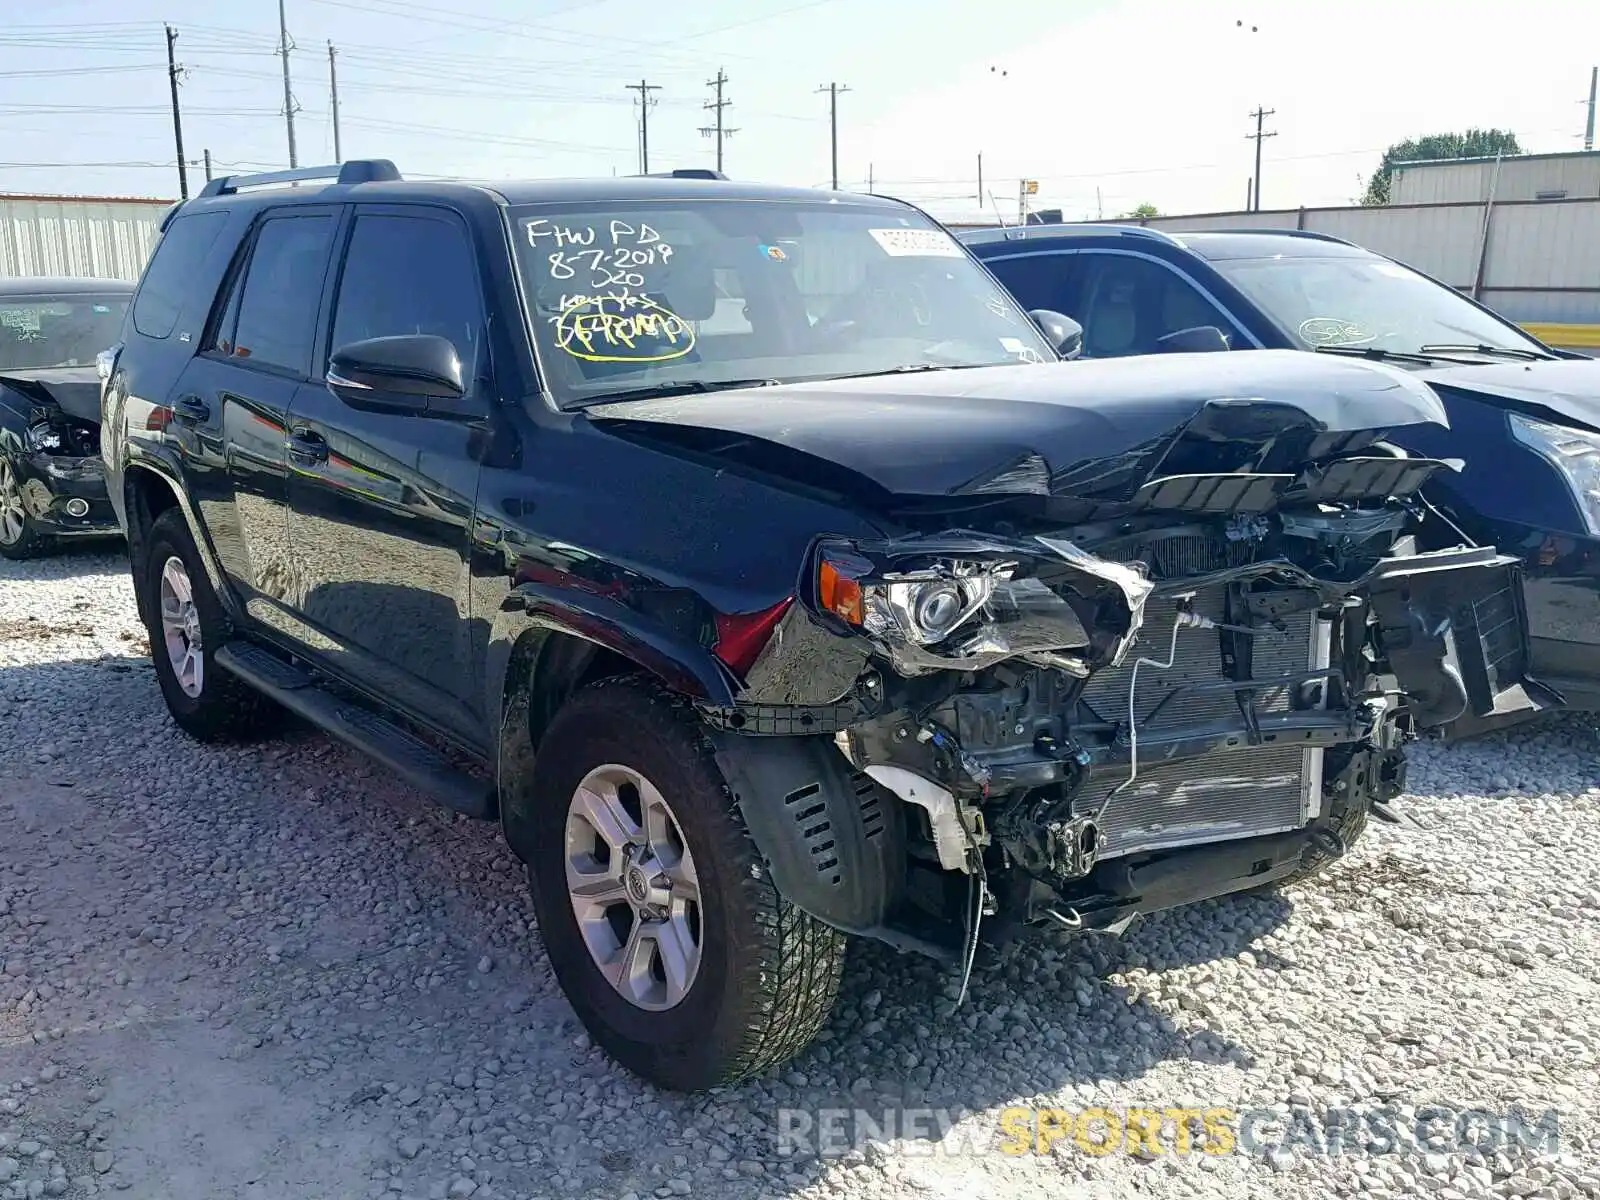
[215,642,496,820]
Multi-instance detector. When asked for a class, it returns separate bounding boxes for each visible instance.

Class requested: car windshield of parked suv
[0,293,129,372]
[1210,254,1547,357]
[510,200,1056,406]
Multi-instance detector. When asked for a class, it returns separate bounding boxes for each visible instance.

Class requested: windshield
[0,293,129,372]
[1210,254,1546,357]
[510,200,1055,406]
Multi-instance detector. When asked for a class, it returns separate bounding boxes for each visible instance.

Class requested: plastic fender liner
[706,729,904,932]
[1359,546,1558,726]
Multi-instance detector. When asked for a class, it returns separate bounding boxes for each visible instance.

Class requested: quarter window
[132,211,230,340]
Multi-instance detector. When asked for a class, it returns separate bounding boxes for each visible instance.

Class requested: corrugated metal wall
[0,196,168,281]
[1122,198,1600,325]
[1393,154,1600,205]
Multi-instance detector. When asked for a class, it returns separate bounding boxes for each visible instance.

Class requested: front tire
[0,455,51,560]
[525,677,846,1091]
[137,508,279,742]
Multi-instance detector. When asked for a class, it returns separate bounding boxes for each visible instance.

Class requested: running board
[214,642,496,820]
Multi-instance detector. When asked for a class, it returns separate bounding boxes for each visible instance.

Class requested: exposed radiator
[1074,585,1327,860]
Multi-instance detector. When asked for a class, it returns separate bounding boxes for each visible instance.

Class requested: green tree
[1121,202,1160,219]
[1362,129,1522,205]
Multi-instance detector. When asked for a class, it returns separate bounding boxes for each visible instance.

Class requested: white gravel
[1,546,1597,1200]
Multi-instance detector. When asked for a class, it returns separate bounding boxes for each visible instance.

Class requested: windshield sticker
[1369,262,1418,280]
[758,243,788,262]
[1000,336,1046,364]
[868,227,965,258]
[554,293,696,363]
[93,304,111,313]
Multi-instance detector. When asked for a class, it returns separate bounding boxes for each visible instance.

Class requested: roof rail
[198,159,400,198]
[1253,227,1355,246]
[638,168,728,181]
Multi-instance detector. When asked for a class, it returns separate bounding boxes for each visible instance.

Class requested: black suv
[103,161,1535,1091]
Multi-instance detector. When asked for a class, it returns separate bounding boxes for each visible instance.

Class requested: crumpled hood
[589,349,1448,500]
[0,367,102,425]
[1418,359,1600,431]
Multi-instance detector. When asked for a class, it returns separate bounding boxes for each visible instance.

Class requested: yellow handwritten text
[554,293,695,363]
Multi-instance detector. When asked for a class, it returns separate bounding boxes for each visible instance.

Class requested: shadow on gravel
[0,536,126,575]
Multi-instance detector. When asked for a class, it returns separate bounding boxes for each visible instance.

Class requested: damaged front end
[703,435,1542,965]
[0,372,117,541]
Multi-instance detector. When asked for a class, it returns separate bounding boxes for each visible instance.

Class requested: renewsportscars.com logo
[775,1104,1563,1160]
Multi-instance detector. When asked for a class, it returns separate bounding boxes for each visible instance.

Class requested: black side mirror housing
[327,334,477,416]
[1027,309,1084,360]
[1157,325,1231,354]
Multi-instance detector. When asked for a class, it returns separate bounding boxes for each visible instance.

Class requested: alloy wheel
[158,555,205,698]
[0,459,26,546]
[564,763,703,1011]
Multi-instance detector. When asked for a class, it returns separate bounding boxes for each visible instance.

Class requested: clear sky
[2,0,1598,221]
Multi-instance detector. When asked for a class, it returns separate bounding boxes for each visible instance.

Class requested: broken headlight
[813,541,1111,676]
[25,422,64,454]
[1509,414,1600,536]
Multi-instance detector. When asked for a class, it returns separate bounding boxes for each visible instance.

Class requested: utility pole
[164,24,188,199]
[1585,66,1597,153]
[697,68,736,173]
[278,0,299,168]
[203,148,213,182]
[328,42,342,161]
[816,82,849,190]
[976,152,983,208]
[625,79,660,173]
[867,163,873,192]
[1246,106,1276,211]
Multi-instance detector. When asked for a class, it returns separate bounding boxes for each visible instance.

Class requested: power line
[625,79,661,174]
[698,68,736,173]
[1246,105,1277,212]
[816,81,849,190]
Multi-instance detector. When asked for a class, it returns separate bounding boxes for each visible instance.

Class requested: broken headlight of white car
[809,534,1153,677]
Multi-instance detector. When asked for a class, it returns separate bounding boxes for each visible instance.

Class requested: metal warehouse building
[1,193,170,281]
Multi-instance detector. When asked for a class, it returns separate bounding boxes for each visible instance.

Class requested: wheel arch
[122,461,236,628]
[490,587,740,862]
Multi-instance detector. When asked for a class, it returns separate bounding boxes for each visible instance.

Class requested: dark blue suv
[965,224,1600,727]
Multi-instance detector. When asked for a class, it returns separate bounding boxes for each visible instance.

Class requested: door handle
[172,396,210,424]
[285,428,329,466]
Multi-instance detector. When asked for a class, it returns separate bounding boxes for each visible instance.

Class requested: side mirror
[327,334,474,416]
[1156,325,1231,354]
[1027,309,1084,360]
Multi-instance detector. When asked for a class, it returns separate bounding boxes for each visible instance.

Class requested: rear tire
[524,677,846,1091]
[138,508,280,742]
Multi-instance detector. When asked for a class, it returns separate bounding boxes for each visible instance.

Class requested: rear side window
[132,211,230,339]
[328,212,483,378]
[229,214,336,376]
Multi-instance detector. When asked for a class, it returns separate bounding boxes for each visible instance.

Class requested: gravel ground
[1,546,1597,1200]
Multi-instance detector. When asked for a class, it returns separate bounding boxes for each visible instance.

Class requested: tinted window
[132,211,230,339]
[981,251,1082,317]
[329,213,483,378]
[1075,254,1234,358]
[0,294,130,370]
[231,215,335,375]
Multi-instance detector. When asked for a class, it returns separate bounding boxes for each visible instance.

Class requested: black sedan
[0,275,133,558]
